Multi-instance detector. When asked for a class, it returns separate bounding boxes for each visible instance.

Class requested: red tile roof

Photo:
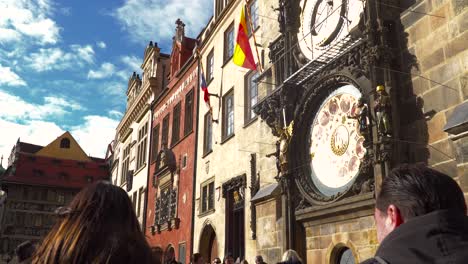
[18,142,43,154]
[2,153,109,189]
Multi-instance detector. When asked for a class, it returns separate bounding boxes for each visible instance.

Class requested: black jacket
[361,209,468,264]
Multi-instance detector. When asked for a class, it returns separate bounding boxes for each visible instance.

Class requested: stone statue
[275,0,286,33]
[277,121,294,174]
[374,85,392,137]
[348,97,370,141]
[266,141,281,178]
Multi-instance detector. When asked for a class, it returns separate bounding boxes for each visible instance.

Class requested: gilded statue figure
[374,85,392,137]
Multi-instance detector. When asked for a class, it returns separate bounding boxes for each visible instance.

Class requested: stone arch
[151,246,163,263]
[326,240,359,264]
[165,244,175,263]
[199,222,218,263]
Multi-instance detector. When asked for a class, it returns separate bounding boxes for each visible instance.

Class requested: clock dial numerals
[309,85,366,192]
[298,0,364,60]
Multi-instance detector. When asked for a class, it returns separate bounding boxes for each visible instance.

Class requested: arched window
[334,247,355,264]
[60,138,70,149]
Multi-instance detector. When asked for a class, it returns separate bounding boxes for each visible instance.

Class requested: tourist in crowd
[224,254,235,264]
[31,181,154,264]
[212,257,222,264]
[255,255,267,264]
[191,253,204,264]
[361,164,468,264]
[278,250,302,264]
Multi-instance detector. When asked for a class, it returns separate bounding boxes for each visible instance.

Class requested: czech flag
[232,5,256,71]
[200,72,211,107]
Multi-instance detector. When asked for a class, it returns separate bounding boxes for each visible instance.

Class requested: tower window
[60,138,70,149]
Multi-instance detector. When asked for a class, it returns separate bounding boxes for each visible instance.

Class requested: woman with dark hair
[32,181,154,264]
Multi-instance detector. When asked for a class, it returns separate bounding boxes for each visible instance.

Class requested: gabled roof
[35,131,91,162]
[18,142,43,154]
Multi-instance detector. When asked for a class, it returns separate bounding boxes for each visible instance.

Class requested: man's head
[224,254,234,264]
[255,256,264,264]
[374,164,466,242]
[192,253,204,264]
[213,257,222,264]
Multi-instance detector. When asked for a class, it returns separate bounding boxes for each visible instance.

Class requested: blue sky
[0,0,212,162]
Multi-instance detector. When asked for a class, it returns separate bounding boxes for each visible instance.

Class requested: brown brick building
[145,20,199,264]
[0,132,109,261]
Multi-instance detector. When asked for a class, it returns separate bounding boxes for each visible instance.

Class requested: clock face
[298,0,364,60]
[309,85,366,196]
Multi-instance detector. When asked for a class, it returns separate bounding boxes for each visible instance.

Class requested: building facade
[145,20,199,264]
[193,0,278,262]
[111,42,170,229]
[0,132,109,261]
[253,0,468,263]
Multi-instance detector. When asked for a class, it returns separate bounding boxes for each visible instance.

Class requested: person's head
[15,241,35,263]
[213,257,222,264]
[281,250,302,264]
[224,254,234,264]
[255,256,264,264]
[375,164,467,242]
[32,181,153,264]
[240,260,249,264]
[192,253,203,264]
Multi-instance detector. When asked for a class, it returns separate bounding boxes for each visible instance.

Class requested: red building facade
[145,19,198,264]
[0,132,109,259]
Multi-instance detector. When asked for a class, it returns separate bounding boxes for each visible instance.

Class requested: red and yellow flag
[233,5,256,70]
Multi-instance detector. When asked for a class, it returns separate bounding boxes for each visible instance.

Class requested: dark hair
[16,241,35,262]
[376,163,467,219]
[192,253,202,263]
[224,253,234,263]
[32,181,154,264]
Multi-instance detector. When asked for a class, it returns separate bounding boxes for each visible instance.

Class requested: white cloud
[0,90,115,160]
[0,90,83,121]
[97,41,106,49]
[0,64,27,86]
[87,62,116,79]
[71,44,95,64]
[108,110,124,118]
[0,119,64,164]
[113,0,212,43]
[27,44,95,72]
[0,114,119,163]
[71,115,119,157]
[0,0,60,45]
[121,55,141,70]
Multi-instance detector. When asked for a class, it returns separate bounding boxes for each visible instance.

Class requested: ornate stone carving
[222,174,247,198]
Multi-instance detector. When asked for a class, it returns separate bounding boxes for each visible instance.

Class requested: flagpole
[244,1,263,72]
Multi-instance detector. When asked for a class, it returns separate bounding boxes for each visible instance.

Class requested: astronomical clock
[289,0,372,204]
[297,0,365,60]
[309,84,366,198]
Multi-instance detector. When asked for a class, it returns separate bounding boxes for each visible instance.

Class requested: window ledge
[202,149,213,159]
[243,116,258,128]
[134,164,146,176]
[248,26,261,38]
[172,130,194,149]
[207,77,214,86]
[198,208,215,218]
[222,55,234,68]
[220,133,235,145]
